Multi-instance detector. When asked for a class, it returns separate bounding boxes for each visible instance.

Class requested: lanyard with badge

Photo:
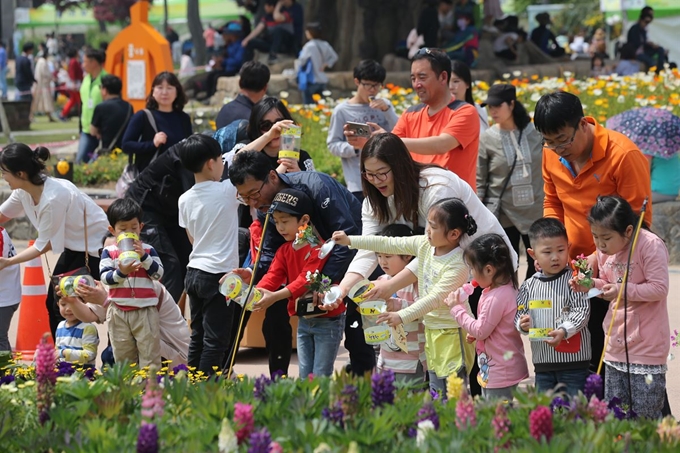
[508,130,535,207]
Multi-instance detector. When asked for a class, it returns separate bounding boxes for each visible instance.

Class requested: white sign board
[126,60,146,100]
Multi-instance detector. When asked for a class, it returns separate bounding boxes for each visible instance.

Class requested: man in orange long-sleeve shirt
[534,91,652,379]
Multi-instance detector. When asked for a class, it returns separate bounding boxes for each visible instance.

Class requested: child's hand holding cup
[331,231,350,246]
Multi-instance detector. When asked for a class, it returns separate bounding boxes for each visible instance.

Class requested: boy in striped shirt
[375,224,426,385]
[100,198,164,368]
[515,218,591,398]
[56,298,99,365]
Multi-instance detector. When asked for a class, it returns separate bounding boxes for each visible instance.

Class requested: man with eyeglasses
[535,91,652,378]
[328,60,399,202]
[347,48,480,191]
[226,150,377,377]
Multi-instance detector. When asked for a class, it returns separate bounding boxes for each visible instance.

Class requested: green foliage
[1,362,679,452]
[73,150,127,186]
[84,27,118,51]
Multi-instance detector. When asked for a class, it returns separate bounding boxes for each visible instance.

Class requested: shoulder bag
[93,104,133,158]
[115,109,161,199]
[297,42,323,91]
[482,129,522,218]
[47,208,92,299]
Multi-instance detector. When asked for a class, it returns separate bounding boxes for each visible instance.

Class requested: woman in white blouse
[0,143,109,338]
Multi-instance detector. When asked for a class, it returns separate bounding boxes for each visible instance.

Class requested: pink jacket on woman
[593,229,670,366]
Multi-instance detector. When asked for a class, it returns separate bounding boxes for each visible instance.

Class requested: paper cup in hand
[348,279,375,303]
[318,239,335,259]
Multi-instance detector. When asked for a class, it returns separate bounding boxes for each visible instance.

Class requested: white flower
[564,71,573,78]
[313,444,332,453]
[279,91,290,99]
[218,418,238,453]
[617,95,625,103]
[530,92,542,102]
[502,73,511,79]
[416,420,435,447]
[196,110,204,117]
[322,90,332,97]
[645,374,654,385]
[512,70,522,77]
[195,119,204,125]
[593,89,603,96]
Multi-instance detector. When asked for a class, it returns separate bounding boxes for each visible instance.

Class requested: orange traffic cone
[15,240,52,361]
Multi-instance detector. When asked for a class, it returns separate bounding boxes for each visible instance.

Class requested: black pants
[46,248,101,339]
[467,285,483,396]
[185,268,236,374]
[344,298,376,375]
[224,297,292,377]
[589,296,608,376]
[245,28,295,60]
[504,226,536,281]
[139,210,192,302]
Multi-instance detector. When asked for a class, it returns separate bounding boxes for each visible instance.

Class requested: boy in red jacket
[251,188,345,378]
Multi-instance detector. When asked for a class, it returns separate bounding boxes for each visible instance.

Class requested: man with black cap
[226,150,376,378]
[253,187,347,378]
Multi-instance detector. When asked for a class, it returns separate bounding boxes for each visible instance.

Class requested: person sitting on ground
[444,13,479,67]
[179,49,195,78]
[281,0,305,53]
[590,53,610,78]
[327,59,398,201]
[90,75,133,155]
[530,12,565,58]
[55,298,99,365]
[614,44,641,76]
[294,22,338,105]
[438,0,455,44]
[242,0,296,64]
[627,8,669,72]
[100,198,164,368]
[215,61,270,130]
[493,18,520,62]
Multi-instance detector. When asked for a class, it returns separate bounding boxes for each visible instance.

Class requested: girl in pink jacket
[445,233,529,400]
[586,196,669,419]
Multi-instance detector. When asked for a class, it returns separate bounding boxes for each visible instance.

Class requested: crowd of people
[0,6,674,421]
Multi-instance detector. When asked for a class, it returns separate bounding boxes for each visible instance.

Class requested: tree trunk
[187,0,206,65]
[163,0,169,40]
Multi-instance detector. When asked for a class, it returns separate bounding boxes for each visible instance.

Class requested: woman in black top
[233,97,315,172]
[122,71,192,173]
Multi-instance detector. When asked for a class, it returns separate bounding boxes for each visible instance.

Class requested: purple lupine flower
[321,402,345,428]
[234,402,255,445]
[254,374,272,401]
[371,369,396,407]
[339,384,359,418]
[0,374,15,385]
[429,389,441,400]
[271,369,285,381]
[35,333,57,425]
[416,401,440,430]
[583,374,604,401]
[83,366,96,380]
[136,423,159,453]
[407,427,417,438]
[248,427,273,453]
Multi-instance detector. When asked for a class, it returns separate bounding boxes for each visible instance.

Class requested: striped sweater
[514,268,591,372]
[100,243,164,308]
[377,276,426,374]
[348,235,469,328]
[55,320,100,365]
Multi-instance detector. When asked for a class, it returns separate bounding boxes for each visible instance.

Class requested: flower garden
[72,68,680,187]
[1,335,679,452]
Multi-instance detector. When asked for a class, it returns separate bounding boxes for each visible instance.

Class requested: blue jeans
[76,132,99,164]
[297,313,345,378]
[302,82,326,104]
[0,67,7,99]
[185,267,235,374]
[535,367,590,398]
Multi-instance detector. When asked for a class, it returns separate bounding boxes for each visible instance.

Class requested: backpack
[213,119,249,153]
[296,41,323,91]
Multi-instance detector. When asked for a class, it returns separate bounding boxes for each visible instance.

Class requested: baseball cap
[480,84,517,107]
[224,22,242,35]
[272,188,314,217]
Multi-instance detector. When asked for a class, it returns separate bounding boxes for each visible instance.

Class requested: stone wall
[652,201,680,264]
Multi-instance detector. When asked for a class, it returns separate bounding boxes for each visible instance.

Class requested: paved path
[6,240,680,411]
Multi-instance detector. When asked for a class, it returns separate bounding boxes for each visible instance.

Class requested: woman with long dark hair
[449,60,488,133]
[0,144,109,338]
[334,133,517,301]
[477,84,544,279]
[122,71,192,173]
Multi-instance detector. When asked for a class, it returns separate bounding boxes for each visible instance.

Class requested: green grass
[294,113,343,184]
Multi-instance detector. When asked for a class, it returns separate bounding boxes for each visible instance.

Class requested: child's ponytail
[429,197,477,237]
[587,195,648,235]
